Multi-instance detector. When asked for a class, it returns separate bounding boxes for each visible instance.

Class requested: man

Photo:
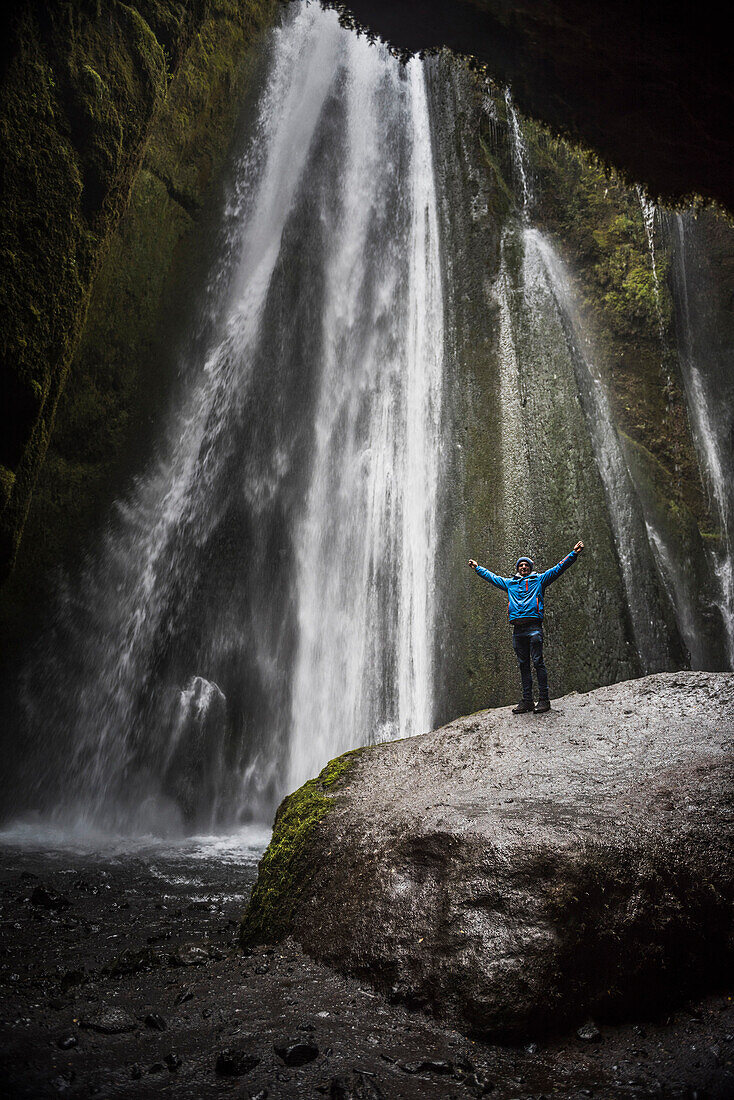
[468,541,584,714]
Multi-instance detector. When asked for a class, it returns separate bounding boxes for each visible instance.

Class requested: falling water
[14,4,444,835]
[498,104,674,669]
[523,228,677,671]
[504,89,533,216]
[672,213,734,665]
[285,30,444,792]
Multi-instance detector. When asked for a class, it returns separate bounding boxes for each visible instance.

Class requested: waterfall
[507,225,676,671]
[672,213,734,665]
[15,4,444,836]
[285,28,444,791]
[504,89,533,217]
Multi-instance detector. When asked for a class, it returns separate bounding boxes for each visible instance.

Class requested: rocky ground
[0,845,732,1097]
[3,671,734,1098]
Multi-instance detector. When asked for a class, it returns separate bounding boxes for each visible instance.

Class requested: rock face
[338,0,734,213]
[242,672,734,1038]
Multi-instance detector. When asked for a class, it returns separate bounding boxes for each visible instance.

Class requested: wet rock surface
[245,672,734,1041]
[1,823,734,1097]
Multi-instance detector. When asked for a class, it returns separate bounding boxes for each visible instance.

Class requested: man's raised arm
[468,559,510,590]
[539,540,585,587]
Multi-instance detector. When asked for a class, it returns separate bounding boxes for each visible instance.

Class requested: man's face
[518,561,531,576]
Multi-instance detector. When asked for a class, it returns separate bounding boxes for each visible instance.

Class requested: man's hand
[574,540,584,554]
[468,559,478,569]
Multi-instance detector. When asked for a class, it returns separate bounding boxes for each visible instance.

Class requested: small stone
[525,1042,539,1054]
[330,1070,384,1099]
[80,1007,137,1034]
[148,1062,166,1074]
[59,968,85,992]
[31,886,70,910]
[56,1035,78,1050]
[144,1012,166,1031]
[171,945,209,966]
[175,987,194,1005]
[51,1071,75,1092]
[130,1065,142,1080]
[274,1038,319,1066]
[165,1052,182,1071]
[254,963,270,975]
[577,1020,601,1042]
[251,1092,269,1100]
[399,1062,424,1074]
[215,1049,261,1076]
[104,947,163,977]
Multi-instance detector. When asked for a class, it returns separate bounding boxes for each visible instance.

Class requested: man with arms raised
[468,541,585,714]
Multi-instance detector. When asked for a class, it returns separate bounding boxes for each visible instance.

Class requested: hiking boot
[512,700,534,714]
[534,699,551,714]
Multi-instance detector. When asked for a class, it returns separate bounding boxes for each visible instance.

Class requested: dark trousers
[512,625,549,702]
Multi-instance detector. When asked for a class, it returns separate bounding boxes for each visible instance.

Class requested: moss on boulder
[241,749,366,948]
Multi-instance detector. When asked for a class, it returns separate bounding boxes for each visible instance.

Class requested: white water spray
[17,4,445,833]
[673,214,734,665]
[286,39,444,792]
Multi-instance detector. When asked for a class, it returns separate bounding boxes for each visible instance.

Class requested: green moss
[0,0,281,654]
[478,136,513,217]
[518,111,711,533]
[0,468,15,510]
[240,749,365,947]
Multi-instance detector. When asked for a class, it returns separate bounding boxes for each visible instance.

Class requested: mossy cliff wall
[432,62,730,718]
[0,0,280,654]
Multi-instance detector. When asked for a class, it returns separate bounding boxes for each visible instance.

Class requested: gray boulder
[242,672,734,1037]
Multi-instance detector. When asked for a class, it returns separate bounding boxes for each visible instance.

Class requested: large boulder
[242,671,734,1038]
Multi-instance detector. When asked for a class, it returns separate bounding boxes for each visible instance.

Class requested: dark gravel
[1,841,734,1098]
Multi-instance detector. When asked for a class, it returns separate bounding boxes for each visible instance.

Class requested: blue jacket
[474,550,579,622]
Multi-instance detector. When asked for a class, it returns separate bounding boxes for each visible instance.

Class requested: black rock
[144,1012,167,1031]
[148,1062,166,1074]
[255,673,734,1039]
[130,1065,142,1080]
[215,1049,261,1076]
[165,1052,182,1071]
[254,963,270,975]
[330,1070,384,1098]
[298,1021,316,1031]
[174,987,194,1005]
[274,1038,320,1066]
[577,1020,601,1042]
[173,945,210,966]
[56,1034,77,1050]
[58,968,85,992]
[250,1092,269,1100]
[51,1071,75,1092]
[31,886,70,910]
[80,1008,137,1034]
[104,947,163,977]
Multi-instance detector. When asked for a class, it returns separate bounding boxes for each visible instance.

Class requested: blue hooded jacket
[474,550,579,622]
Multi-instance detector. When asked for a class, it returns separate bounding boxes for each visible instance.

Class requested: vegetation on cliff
[0,0,280,654]
[0,0,281,591]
